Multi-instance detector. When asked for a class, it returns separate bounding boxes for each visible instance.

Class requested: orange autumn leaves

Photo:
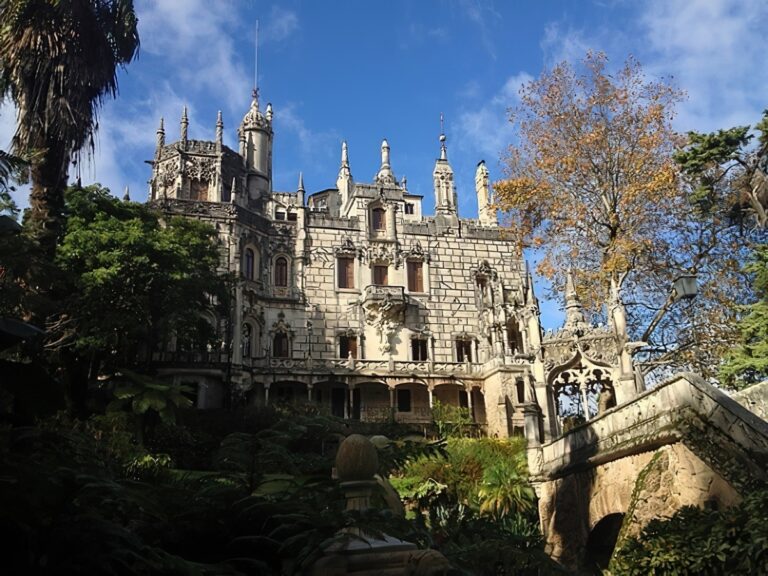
[496,52,685,311]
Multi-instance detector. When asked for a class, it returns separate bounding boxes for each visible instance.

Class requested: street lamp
[641,274,698,344]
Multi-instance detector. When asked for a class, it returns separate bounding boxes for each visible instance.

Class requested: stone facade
[146,91,634,439]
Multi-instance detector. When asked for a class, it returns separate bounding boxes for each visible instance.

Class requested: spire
[337,140,354,208]
[564,269,587,333]
[341,140,349,168]
[230,177,237,204]
[375,139,395,184]
[266,103,273,123]
[525,262,538,307]
[476,159,496,226]
[215,110,223,148]
[439,113,447,161]
[123,186,130,202]
[180,106,189,144]
[297,172,305,206]
[155,117,165,154]
[433,115,457,218]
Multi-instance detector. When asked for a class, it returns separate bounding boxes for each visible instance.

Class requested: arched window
[273,332,290,358]
[244,248,255,280]
[372,207,386,231]
[274,257,288,287]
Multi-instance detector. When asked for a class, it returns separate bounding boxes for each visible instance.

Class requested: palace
[148,91,639,440]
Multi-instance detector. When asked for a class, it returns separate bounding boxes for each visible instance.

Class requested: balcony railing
[362,284,406,306]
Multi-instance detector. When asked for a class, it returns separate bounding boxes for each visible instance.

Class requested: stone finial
[439,113,448,160]
[266,102,273,123]
[341,140,349,168]
[155,117,165,153]
[215,110,223,147]
[123,186,130,201]
[180,106,189,144]
[297,171,305,193]
[375,139,395,184]
[564,269,587,332]
[230,177,237,203]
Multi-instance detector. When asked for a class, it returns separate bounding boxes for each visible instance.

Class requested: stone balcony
[361,284,406,307]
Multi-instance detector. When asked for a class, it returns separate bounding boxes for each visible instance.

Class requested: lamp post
[634,274,698,387]
[640,274,697,344]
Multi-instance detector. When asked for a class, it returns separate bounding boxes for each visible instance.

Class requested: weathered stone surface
[530,374,768,571]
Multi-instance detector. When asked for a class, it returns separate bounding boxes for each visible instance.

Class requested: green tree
[50,184,229,412]
[719,244,768,388]
[0,0,139,257]
[675,110,768,228]
[611,491,768,575]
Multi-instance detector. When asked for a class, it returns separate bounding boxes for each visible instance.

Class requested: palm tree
[0,0,139,256]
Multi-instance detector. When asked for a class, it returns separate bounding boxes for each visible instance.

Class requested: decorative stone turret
[238,89,274,199]
[433,119,458,229]
[215,110,223,150]
[337,140,354,209]
[180,106,189,148]
[297,172,305,206]
[375,139,396,185]
[475,160,497,226]
[155,117,165,161]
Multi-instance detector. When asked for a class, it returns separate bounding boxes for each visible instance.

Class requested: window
[372,207,386,231]
[337,257,355,289]
[411,338,428,361]
[397,388,411,412]
[287,212,297,221]
[189,179,208,201]
[275,210,286,220]
[456,339,473,363]
[373,265,388,286]
[339,335,358,359]
[507,323,523,354]
[404,203,414,215]
[273,333,290,358]
[407,260,424,292]
[244,248,255,280]
[274,257,288,287]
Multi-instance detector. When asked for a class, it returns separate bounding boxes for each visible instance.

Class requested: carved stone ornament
[185,156,216,181]
[270,311,294,336]
[157,157,180,187]
[334,236,357,257]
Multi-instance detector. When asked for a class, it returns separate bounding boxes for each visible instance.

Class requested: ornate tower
[238,89,274,200]
[433,121,458,229]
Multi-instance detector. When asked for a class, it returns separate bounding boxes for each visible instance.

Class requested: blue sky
[2,0,767,328]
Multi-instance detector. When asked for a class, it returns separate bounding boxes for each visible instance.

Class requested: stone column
[580,384,590,420]
[386,204,396,242]
[428,388,433,408]
[466,388,474,420]
[264,384,271,406]
[307,383,313,402]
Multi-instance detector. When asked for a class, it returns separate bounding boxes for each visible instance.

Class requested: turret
[180,106,189,149]
[476,160,497,226]
[297,172,305,206]
[375,139,396,185]
[337,140,354,209]
[215,110,223,150]
[433,118,458,228]
[238,89,274,199]
[155,117,165,160]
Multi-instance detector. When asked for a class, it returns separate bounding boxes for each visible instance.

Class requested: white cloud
[137,0,250,111]
[456,72,532,164]
[262,6,299,44]
[639,0,768,132]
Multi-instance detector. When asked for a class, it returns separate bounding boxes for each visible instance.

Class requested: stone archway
[585,513,624,573]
